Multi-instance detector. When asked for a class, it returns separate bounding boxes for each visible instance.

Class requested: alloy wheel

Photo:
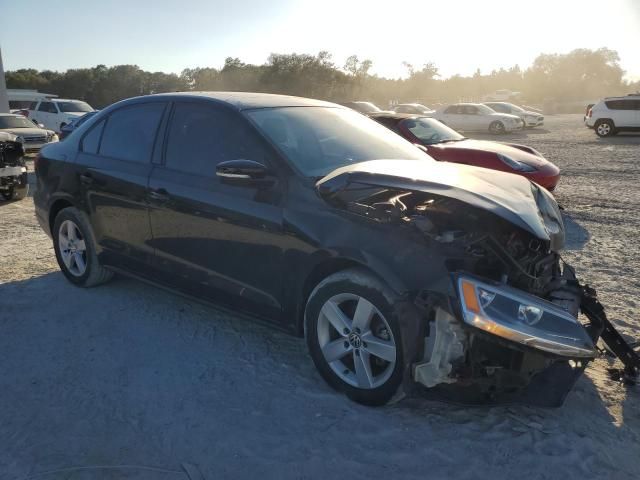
[58,220,88,277]
[317,293,397,389]
[597,123,611,136]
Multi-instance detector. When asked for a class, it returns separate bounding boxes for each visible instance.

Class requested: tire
[595,120,615,137]
[489,121,506,134]
[1,184,28,201]
[52,207,114,287]
[305,268,404,406]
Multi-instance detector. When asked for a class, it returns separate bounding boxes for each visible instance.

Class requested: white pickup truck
[27,98,94,133]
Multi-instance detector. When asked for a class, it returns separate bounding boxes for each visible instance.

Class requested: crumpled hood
[317,159,562,247]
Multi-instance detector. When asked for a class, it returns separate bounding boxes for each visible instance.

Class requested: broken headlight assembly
[457,276,596,358]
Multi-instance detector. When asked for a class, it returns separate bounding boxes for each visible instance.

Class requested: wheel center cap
[348,332,362,349]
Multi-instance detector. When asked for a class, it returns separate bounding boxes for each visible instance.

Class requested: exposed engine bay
[317,167,640,406]
[0,133,28,201]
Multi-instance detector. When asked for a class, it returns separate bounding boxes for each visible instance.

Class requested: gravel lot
[0,114,638,479]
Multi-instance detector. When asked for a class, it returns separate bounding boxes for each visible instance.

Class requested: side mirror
[216,159,274,187]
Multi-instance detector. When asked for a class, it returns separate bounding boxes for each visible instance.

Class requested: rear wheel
[52,207,113,287]
[595,120,615,137]
[489,121,505,134]
[305,268,403,405]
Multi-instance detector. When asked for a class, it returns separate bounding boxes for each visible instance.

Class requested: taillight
[588,109,592,118]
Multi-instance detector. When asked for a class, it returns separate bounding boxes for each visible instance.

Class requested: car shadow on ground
[1,270,639,478]
[562,212,591,251]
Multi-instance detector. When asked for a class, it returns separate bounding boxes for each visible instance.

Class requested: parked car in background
[0,132,28,201]
[393,103,434,114]
[340,101,392,114]
[483,102,544,128]
[432,103,522,134]
[34,92,636,408]
[482,89,522,102]
[585,94,640,137]
[0,113,59,154]
[27,98,94,133]
[59,111,99,140]
[369,113,559,190]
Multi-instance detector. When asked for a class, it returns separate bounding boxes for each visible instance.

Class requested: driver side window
[164,102,272,177]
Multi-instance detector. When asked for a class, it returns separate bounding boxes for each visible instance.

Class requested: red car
[369,113,560,191]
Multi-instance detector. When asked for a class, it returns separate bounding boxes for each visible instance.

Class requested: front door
[148,101,285,319]
[74,101,167,272]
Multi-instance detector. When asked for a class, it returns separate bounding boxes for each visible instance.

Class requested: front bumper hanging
[581,284,640,384]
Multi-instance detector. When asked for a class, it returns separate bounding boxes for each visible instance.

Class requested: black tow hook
[581,285,640,385]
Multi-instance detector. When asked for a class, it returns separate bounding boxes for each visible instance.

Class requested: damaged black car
[0,131,28,201]
[34,93,639,407]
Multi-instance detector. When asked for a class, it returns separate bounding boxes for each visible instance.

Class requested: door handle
[79,173,94,185]
[148,188,170,201]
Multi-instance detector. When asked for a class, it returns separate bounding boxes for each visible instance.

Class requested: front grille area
[24,135,47,143]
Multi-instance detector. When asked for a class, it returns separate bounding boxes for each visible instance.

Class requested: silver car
[0,113,58,154]
[432,103,523,134]
[484,102,544,128]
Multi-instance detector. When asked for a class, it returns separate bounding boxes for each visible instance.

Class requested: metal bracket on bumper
[581,285,640,384]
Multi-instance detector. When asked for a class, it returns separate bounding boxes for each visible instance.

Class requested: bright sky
[1,0,639,80]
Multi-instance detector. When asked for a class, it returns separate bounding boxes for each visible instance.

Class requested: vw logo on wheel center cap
[348,332,362,349]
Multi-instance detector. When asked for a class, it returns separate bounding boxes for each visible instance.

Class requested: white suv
[27,99,94,133]
[585,94,640,137]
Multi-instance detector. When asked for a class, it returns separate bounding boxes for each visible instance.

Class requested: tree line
[6,48,638,111]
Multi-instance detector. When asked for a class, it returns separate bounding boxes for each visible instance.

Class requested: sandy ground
[0,114,638,479]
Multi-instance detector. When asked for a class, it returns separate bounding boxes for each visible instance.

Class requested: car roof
[147,91,340,110]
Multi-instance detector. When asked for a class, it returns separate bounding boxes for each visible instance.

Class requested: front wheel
[305,268,404,405]
[489,121,506,134]
[52,207,114,287]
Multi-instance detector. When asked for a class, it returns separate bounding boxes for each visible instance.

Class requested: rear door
[148,101,285,319]
[74,101,167,272]
[633,100,640,127]
[440,105,465,130]
[33,101,58,130]
[606,100,635,127]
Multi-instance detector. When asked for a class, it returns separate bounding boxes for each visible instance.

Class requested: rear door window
[81,119,105,154]
[444,105,460,114]
[164,102,271,176]
[605,100,633,110]
[99,103,165,163]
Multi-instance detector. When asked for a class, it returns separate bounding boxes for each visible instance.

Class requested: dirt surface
[0,114,639,479]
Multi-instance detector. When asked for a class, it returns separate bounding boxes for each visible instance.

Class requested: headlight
[497,153,537,172]
[457,276,596,358]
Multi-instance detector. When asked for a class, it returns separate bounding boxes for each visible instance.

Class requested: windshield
[476,104,498,115]
[504,103,524,113]
[55,101,94,113]
[403,117,464,144]
[247,107,429,177]
[0,116,40,129]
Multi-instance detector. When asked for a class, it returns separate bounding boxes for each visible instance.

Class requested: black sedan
[34,92,637,406]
